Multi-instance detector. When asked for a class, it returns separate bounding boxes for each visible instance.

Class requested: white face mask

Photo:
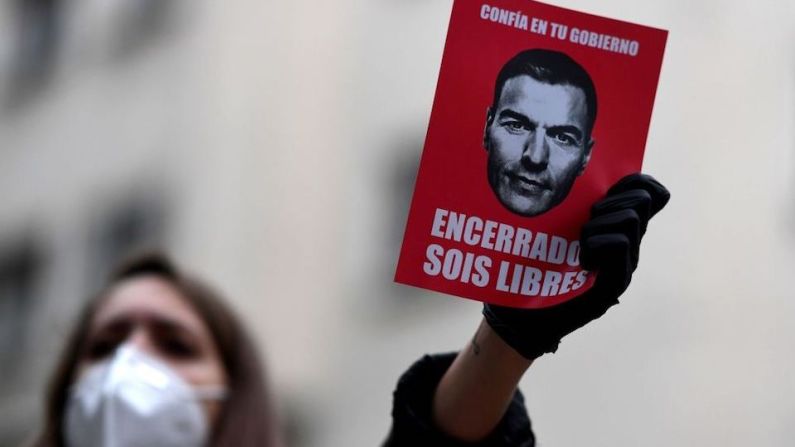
[64,344,227,447]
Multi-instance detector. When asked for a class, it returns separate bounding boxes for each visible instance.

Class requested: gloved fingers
[580,233,631,277]
[582,233,634,300]
[581,209,640,270]
[607,173,670,218]
[591,189,652,235]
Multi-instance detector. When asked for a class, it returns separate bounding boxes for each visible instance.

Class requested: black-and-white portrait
[483,49,597,217]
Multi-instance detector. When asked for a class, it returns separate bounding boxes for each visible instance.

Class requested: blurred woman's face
[76,275,228,425]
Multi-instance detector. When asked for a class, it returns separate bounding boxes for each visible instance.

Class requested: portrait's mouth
[507,174,549,195]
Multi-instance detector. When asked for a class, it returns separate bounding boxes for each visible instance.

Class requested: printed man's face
[484,75,594,217]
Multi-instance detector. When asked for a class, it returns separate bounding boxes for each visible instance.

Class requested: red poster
[395,0,667,308]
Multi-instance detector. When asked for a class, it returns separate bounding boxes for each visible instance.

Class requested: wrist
[474,319,534,375]
[432,319,533,442]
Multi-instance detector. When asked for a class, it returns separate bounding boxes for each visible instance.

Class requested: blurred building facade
[1,1,794,446]
[0,1,462,444]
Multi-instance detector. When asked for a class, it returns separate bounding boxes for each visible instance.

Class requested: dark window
[0,236,44,379]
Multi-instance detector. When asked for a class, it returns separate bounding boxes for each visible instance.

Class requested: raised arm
[429,173,671,443]
[432,319,533,441]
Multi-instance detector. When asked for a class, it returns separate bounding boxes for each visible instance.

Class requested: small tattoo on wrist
[471,327,481,356]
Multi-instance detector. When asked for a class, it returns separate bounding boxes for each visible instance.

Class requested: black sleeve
[383,352,535,447]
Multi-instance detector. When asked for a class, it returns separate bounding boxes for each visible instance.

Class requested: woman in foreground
[33,254,282,447]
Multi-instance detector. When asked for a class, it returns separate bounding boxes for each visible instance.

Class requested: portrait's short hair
[491,49,598,137]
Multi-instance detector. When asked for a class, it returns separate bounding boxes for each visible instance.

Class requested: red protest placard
[395,0,667,308]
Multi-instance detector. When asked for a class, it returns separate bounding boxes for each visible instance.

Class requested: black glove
[483,173,670,360]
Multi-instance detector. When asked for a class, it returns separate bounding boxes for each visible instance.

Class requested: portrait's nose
[521,130,549,168]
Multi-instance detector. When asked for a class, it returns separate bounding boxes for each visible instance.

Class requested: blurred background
[0,0,793,445]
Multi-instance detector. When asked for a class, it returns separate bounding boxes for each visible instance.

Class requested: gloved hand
[483,173,671,360]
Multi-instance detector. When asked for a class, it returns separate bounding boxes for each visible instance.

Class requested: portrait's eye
[550,131,578,147]
[502,120,529,134]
